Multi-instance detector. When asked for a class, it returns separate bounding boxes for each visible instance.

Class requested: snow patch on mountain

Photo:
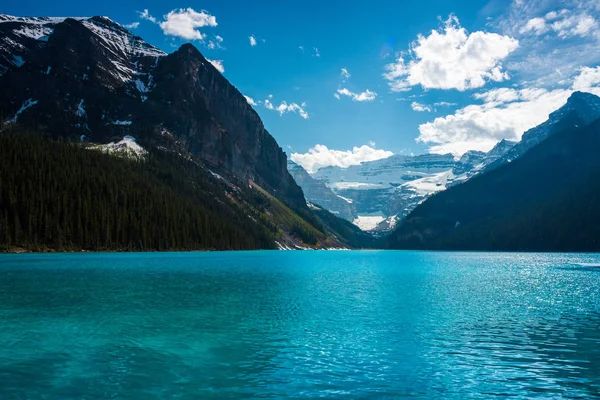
[88,135,146,160]
[400,170,462,198]
[75,99,86,117]
[4,98,37,124]
[353,215,385,231]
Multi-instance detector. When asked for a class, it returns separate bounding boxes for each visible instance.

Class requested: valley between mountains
[1,14,599,252]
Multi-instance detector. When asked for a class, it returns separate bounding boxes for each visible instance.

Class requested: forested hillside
[0,134,278,251]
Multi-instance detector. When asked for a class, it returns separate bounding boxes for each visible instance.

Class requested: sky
[5,0,600,172]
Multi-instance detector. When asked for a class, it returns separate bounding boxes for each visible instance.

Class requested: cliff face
[287,161,358,221]
[148,44,305,206]
[0,15,306,209]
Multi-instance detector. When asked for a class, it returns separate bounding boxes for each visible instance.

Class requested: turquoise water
[1,251,600,398]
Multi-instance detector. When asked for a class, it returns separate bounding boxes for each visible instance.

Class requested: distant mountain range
[290,139,516,232]
[0,14,366,251]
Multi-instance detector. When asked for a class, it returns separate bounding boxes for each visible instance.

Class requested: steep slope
[387,112,600,251]
[287,161,357,221]
[0,15,350,250]
[492,91,600,168]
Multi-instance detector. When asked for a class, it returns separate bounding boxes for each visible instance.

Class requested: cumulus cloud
[519,17,548,35]
[124,22,140,29]
[336,88,377,102]
[138,9,156,23]
[573,66,600,90]
[159,8,217,40]
[417,88,571,155]
[411,102,432,112]
[341,68,351,80]
[416,66,600,156]
[383,15,519,92]
[207,59,224,73]
[291,144,394,173]
[249,35,257,46]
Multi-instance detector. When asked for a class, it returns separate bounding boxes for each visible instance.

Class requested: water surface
[1,251,599,398]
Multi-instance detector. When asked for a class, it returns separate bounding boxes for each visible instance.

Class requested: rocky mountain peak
[492,91,600,167]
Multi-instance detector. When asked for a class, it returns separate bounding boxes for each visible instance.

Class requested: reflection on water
[0,251,599,398]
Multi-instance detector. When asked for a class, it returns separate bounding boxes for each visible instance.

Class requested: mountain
[0,15,304,208]
[387,93,600,251]
[491,91,600,168]
[0,15,357,251]
[287,161,358,221]
[299,142,515,232]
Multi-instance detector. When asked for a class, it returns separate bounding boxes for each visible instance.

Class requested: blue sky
[5,0,600,172]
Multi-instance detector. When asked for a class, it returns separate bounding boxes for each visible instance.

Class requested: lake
[1,251,599,398]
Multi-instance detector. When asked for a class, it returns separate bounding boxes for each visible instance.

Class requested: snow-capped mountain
[298,143,515,232]
[0,15,164,94]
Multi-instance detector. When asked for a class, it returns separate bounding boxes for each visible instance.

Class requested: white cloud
[383,15,519,92]
[493,1,600,85]
[417,87,571,155]
[124,22,140,29]
[207,59,224,73]
[313,47,321,57]
[244,96,257,106]
[573,66,600,90]
[520,10,598,39]
[336,88,377,102]
[138,9,156,23]
[341,68,351,80]
[333,93,341,100]
[411,101,432,112]
[291,144,394,173]
[416,66,600,156]
[249,35,257,46]
[255,97,309,119]
[434,101,457,107]
[271,101,308,119]
[519,17,548,35]
[159,8,217,40]
[207,35,224,49]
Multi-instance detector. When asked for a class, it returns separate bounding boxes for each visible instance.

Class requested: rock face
[287,161,357,221]
[0,14,305,209]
